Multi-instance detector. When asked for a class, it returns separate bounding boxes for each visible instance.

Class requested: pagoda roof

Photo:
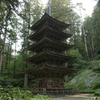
[26,37,74,53]
[23,64,78,78]
[28,25,72,42]
[29,13,70,31]
[24,51,76,65]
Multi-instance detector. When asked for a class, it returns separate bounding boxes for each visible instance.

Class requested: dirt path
[53,94,100,100]
[54,98,88,100]
[54,97,95,100]
[54,98,94,100]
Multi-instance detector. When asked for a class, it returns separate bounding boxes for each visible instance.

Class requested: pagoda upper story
[28,13,72,42]
[25,13,75,67]
[29,13,70,32]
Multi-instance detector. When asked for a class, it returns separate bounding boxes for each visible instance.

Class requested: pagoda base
[30,88,77,95]
[29,78,77,94]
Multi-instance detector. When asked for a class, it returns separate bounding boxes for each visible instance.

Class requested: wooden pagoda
[24,13,77,94]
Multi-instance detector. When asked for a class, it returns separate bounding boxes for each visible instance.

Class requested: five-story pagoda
[24,13,77,94]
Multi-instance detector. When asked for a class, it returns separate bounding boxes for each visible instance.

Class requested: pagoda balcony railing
[30,88,78,94]
[34,49,66,55]
[36,63,66,68]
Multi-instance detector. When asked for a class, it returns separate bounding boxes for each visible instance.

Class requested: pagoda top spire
[47,0,52,15]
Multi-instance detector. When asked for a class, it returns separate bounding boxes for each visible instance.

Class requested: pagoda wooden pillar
[64,49,68,82]
[24,74,28,88]
[64,75,69,82]
[64,64,68,82]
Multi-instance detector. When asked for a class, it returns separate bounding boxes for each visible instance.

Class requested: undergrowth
[0,85,53,100]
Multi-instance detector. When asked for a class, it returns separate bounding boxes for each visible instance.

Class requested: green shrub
[0,85,33,100]
[91,75,100,89]
[88,60,100,71]
[33,94,53,100]
[0,85,53,100]
[64,82,75,89]
[94,89,100,96]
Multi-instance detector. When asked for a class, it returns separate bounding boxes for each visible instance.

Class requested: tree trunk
[82,25,89,59]
[90,33,95,60]
[0,53,3,74]
[0,24,7,74]
[91,29,95,60]
[13,39,17,78]
[24,74,28,88]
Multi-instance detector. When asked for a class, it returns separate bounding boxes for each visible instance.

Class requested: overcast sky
[41,0,97,17]
[71,0,97,16]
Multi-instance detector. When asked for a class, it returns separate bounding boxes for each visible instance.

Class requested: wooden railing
[30,88,77,94]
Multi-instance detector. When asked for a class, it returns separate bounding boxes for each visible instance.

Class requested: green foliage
[92,7,100,57]
[33,94,53,100]
[0,86,53,100]
[74,35,86,59]
[68,49,82,59]
[83,6,100,60]
[67,49,89,70]
[50,0,71,22]
[94,89,100,96]
[65,60,100,91]
[0,85,33,100]
[67,49,83,64]
[64,82,76,89]
[91,75,100,89]
[50,0,81,34]
[65,69,99,91]
[0,75,24,87]
[88,60,100,71]
[65,75,85,90]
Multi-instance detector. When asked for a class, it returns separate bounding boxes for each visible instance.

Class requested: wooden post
[64,75,69,82]
[43,88,46,94]
[24,74,28,88]
[94,97,98,100]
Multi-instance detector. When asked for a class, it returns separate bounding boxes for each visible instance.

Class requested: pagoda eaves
[25,51,76,65]
[28,25,72,42]
[29,13,70,31]
[26,37,74,53]
[24,65,78,78]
